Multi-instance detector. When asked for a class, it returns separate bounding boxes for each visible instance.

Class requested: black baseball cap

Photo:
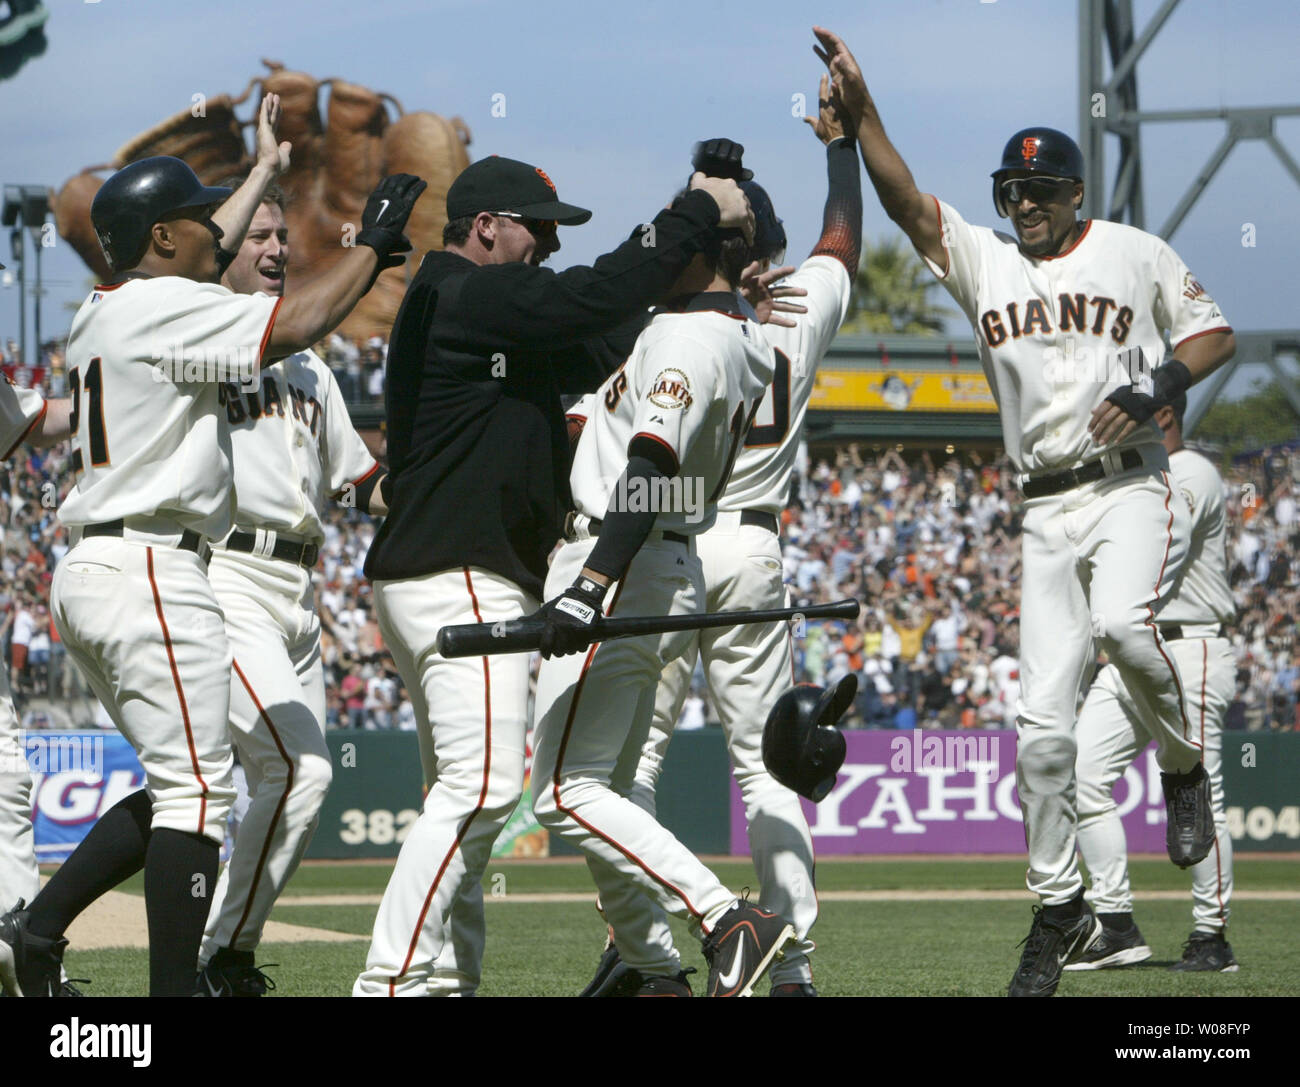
[446,156,591,224]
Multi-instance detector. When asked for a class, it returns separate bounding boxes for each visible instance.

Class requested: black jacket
[365,190,721,599]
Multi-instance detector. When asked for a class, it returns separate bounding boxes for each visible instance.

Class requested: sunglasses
[493,211,557,236]
[999,176,1073,206]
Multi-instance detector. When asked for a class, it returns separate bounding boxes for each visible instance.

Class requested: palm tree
[842,235,952,336]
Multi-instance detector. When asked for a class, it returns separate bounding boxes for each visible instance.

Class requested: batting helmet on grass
[762,674,855,802]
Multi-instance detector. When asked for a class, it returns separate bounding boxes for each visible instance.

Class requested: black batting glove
[357,173,427,267]
[692,138,753,181]
[537,576,608,660]
[1102,358,1193,426]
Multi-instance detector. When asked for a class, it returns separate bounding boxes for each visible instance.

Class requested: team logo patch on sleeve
[648,368,694,410]
[1182,272,1209,302]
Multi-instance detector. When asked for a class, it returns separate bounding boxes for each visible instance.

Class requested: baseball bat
[436,598,860,659]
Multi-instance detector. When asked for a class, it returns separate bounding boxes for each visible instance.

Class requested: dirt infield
[62,890,363,950]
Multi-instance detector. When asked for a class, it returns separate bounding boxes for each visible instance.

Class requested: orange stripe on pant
[548,581,706,924]
[228,658,295,948]
[146,546,209,833]
[1198,640,1228,924]
[389,566,492,995]
[1144,472,1194,747]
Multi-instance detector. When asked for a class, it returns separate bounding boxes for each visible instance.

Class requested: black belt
[83,520,212,565]
[225,530,320,569]
[740,509,779,534]
[582,516,689,547]
[1022,448,1144,499]
[1160,625,1222,642]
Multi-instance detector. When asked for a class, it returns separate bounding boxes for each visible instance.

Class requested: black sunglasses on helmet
[999,176,1074,206]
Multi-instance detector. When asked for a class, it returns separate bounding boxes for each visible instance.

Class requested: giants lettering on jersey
[220,375,322,437]
[979,294,1135,347]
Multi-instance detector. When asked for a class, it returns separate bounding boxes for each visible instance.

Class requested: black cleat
[576,939,642,998]
[1170,930,1239,973]
[1008,894,1101,997]
[0,901,68,998]
[1162,762,1214,868]
[635,968,695,997]
[1063,913,1152,971]
[770,982,818,996]
[703,901,794,998]
[194,947,278,997]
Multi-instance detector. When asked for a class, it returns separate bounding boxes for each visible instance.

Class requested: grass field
[61,856,1300,998]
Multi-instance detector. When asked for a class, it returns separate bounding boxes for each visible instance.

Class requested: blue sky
[3,0,1297,398]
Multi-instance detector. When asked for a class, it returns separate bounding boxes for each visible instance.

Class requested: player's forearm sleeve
[583,454,667,581]
[811,137,863,272]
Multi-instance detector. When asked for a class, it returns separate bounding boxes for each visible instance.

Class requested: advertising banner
[28,732,144,865]
[730,729,1172,855]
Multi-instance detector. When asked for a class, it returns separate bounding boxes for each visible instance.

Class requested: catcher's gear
[358,173,427,269]
[991,126,1084,218]
[90,156,231,273]
[762,674,855,802]
[738,180,786,264]
[693,137,753,182]
[55,61,472,341]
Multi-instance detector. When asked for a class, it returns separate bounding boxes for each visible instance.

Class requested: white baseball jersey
[219,348,377,542]
[570,292,774,534]
[59,277,281,538]
[925,199,1231,473]
[0,376,45,461]
[721,255,852,514]
[1158,448,1235,626]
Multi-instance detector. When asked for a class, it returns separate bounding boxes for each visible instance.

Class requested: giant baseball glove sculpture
[54,61,471,341]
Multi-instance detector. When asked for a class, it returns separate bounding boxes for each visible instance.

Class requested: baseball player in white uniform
[0,366,71,917]
[809,27,1235,998]
[194,180,388,996]
[524,228,804,999]
[577,109,859,998]
[0,97,424,997]
[1068,393,1238,973]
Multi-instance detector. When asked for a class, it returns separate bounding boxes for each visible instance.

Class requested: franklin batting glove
[537,576,607,659]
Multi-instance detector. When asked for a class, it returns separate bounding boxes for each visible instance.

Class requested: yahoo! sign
[729,729,1170,854]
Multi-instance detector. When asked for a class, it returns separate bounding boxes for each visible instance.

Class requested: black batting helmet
[91,156,232,273]
[739,180,787,265]
[761,674,856,802]
[990,127,1084,218]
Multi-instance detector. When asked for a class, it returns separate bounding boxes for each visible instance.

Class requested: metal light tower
[2,183,51,368]
[1078,0,1300,433]
[1079,0,1300,237]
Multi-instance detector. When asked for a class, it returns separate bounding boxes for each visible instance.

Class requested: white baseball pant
[50,534,236,842]
[1077,634,1235,930]
[531,535,739,944]
[1016,465,1197,903]
[587,516,814,984]
[201,548,331,961]
[0,667,39,912]
[355,567,534,996]
[412,703,485,997]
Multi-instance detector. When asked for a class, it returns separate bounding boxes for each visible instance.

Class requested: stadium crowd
[2,339,1298,736]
